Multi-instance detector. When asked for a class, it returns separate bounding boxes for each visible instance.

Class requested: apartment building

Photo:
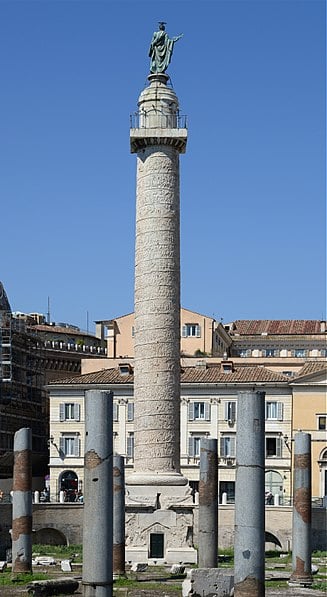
[290,361,327,498]
[95,308,232,359]
[48,360,293,503]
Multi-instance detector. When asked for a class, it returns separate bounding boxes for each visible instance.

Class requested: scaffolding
[0,305,47,478]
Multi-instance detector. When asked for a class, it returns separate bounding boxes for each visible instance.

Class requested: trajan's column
[126,23,196,564]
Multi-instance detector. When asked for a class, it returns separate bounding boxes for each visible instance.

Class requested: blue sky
[1,0,325,331]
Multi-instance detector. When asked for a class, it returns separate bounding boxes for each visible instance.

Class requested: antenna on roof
[47,296,51,324]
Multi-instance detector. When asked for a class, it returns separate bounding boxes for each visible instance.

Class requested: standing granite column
[113,453,125,577]
[12,427,32,574]
[234,391,265,597]
[198,438,218,568]
[83,390,113,597]
[129,73,187,486]
[289,432,313,586]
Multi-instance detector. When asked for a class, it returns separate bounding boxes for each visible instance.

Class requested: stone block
[61,559,72,572]
[131,562,148,572]
[170,564,185,575]
[182,568,234,597]
[33,556,56,566]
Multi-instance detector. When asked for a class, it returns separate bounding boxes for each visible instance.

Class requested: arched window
[265,470,283,500]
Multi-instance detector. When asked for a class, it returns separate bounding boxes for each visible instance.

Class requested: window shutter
[265,403,268,420]
[220,437,225,457]
[182,325,187,338]
[74,403,80,422]
[59,436,64,454]
[127,402,134,421]
[113,402,119,422]
[231,402,236,421]
[262,349,267,357]
[196,325,201,338]
[204,402,210,421]
[74,437,80,457]
[291,350,296,357]
[277,402,283,421]
[188,402,194,421]
[230,436,236,457]
[59,404,65,422]
[276,437,282,458]
[188,437,194,457]
[224,402,229,421]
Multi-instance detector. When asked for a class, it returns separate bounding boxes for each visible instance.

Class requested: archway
[265,470,283,501]
[59,470,78,502]
[33,528,67,546]
[265,531,282,550]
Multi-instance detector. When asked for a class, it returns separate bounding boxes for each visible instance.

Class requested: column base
[126,471,188,486]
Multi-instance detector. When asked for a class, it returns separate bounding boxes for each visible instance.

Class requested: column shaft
[289,432,313,586]
[83,390,113,597]
[12,428,32,574]
[134,146,181,476]
[234,391,265,597]
[198,438,218,568]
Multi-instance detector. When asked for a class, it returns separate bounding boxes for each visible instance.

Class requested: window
[127,434,134,458]
[113,402,119,422]
[59,435,80,457]
[238,349,251,358]
[60,403,80,422]
[292,349,308,358]
[265,437,282,458]
[220,436,236,457]
[127,402,134,421]
[219,481,235,503]
[188,401,210,421]
[188,435,206,457]
[224,401,236,422]
[265,402,283,421]
[262,348,280,357]
[182,323,201,338]
[318,416,326,430]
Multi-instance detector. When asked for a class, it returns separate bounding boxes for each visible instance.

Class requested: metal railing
[130,111,187,130]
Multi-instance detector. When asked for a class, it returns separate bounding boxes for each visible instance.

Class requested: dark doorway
[150,533,164,558]
[59,470,78,502]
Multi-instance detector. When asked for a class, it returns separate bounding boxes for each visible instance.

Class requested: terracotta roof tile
[295,362,327,378]
[50,364,288,386]
[231,320,323,336]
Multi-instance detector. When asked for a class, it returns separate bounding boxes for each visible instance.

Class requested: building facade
[48,361,294,503]
[95,308,232,359]
[291,362,327,498]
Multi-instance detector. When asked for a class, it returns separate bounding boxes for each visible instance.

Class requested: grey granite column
[12,428,32,574]
[113,453,125,577]
[289,432,313,587]
[198,438,218,568]
[234,391,265,597]
[82,390,113,596]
